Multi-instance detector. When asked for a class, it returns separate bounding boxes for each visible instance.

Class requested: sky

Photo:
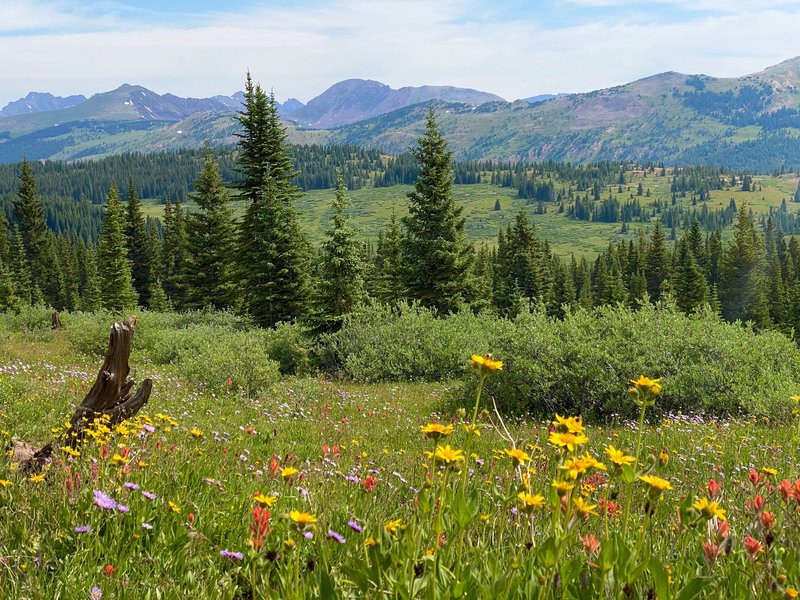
[1,0,800,107]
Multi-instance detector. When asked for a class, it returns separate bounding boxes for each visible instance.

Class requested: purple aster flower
[303,531,314,540]
[219,549,244,561]
[347,520,363,533]
[345,475,360,484]
[123,482,140,491]
[142,424,155,433]
[93,490,117,511]
[141,491,156,500]
[117,504,130,513]
[327,529,345,544]
[74,525,90,534]
[141,522,153,530]
[90,586,102,600]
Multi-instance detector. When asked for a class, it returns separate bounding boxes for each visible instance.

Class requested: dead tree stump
[12,316,153,470]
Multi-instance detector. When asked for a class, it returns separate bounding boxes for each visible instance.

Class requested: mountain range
[3,57,800,170]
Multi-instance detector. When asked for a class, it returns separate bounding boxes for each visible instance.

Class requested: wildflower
[605,446,636,467]
[74,525,90,534]
[111,454,128,466]
[420,423,454,440]
[61,446,80,458]
[0,479,13,488]
[658,450,670,465]
[289,510,317,529]
[364,536,378,547]
[29,473,45,483]
[253,493,277,508]
[503,447,531,466]
[91,587,102,600]
[707,479,722,499]
[462,424,481,437]
[362,475,378,491]
[639,475,672,496]
[103,564,115,577]
[553,414,585,434]
[692,497,727,521]
[786,587,799,599]
[347,519,363,533]
[141,490,156,500]
[471,354,503,374]
[517,492,546,514]
[791,395,800,404]
[743,535,762,558]
[716,520,730,542]
[189,428,203,438]
[552,480,575,496]
[760,511,776,530]
[168,501,181,514]
[761,466,778,477]
[433,445,465,468]
[281,466,299,479]
[384,518,406,536]
[220,550,244,561]
[327,530,346,544]
[581,533,601,556]
[117,504,130,513]
[141,522,153,530]
[702,542,721,563]
[630,375,662,395]
[548,431,589,452]
[123,482,140,491]
[560,454,606,480]
[93,490,117,511]
[573,497,599,517]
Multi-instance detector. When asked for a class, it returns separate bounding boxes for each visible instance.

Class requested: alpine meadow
[5,11,800,598]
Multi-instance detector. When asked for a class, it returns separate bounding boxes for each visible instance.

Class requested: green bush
[320,303,515,382]
[481,302,800,420]
[0,305,55,339]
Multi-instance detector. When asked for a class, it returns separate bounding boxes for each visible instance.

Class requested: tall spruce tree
[12,159,48,295]
[312,177,366,330]
[645,221,671,301]
[401,109,473,313]
[720,206,769,326]
[8,226,35,305]
[673,237,709,314]
[125,178,154,306]
[185,147,236,310]
[162,196,188,308]
[235,73,310,326]
[97,181,138,311]
[372,211,405,304]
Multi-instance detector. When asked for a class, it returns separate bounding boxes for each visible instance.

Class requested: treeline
[4,73,800,343]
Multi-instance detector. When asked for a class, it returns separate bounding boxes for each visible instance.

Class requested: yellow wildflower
[111,454,128,466]
[29,474,45,483]
[786,587,799,599]
[420,423,454,440]
[548,431,589,452]
[552,480,575,496]
[168,501,181,514]
[791,395,800,404]
[573,497,599,517]
[189,427,203,438]
[552,414,585,434]
[761,467,778,476]
[289,510,317,528]
[462,424,481,437]
[0,479,13,488]
[364,536,378,547]
[281,467,299,479]
[384,518,406,536]
[503,447,531,466]
[605,446,636,467]
[560,453,606,480]
[253,493,277,508]
[639,475,672,495]
[630,375,662,395]
[433,444,465,468]
[692,497,727,521]
[60,446,80,458]
[518,492,546,513]
[471,354,503,374]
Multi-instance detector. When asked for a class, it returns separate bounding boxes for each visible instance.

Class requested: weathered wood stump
[12,316,153,470]
[51,311,62,331]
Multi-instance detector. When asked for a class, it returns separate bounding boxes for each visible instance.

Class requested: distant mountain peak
[1,91,87,117]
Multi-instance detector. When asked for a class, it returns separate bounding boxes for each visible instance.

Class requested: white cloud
[0,0,799,108]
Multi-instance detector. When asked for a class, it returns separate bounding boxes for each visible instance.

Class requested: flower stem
[622,401,648,538]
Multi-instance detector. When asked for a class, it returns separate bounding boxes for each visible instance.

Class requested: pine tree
[313,177,366,331]
[125,178,154,306]
[645,221,671,301]
[185,147,237,310]
[162,196,188,307]
[0,210,9,264]
[402,109,473,313]
[97,181,138,311]
[239,178,311,327]
[12,159,48,295]
[8,225,34,305]
[235,73,311,326]
[673,237,709,314]
[720,206,769,326]
[373,211,405,304]
[76,240,101,311]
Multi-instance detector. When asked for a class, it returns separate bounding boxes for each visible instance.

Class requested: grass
[1,316,800,597]
[138,169,800,259]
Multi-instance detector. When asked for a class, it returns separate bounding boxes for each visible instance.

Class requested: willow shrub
[485,302,800,420]
[320,303,515,382]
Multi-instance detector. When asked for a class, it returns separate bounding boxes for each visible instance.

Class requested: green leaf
[648,557,670,600]
[676,577,713,600]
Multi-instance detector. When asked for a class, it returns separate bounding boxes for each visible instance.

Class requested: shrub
[0,305,54,339]
[481,302,800,420]
[320,303,515,382]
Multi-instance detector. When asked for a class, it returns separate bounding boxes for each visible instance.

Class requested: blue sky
[1,0,799,107]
